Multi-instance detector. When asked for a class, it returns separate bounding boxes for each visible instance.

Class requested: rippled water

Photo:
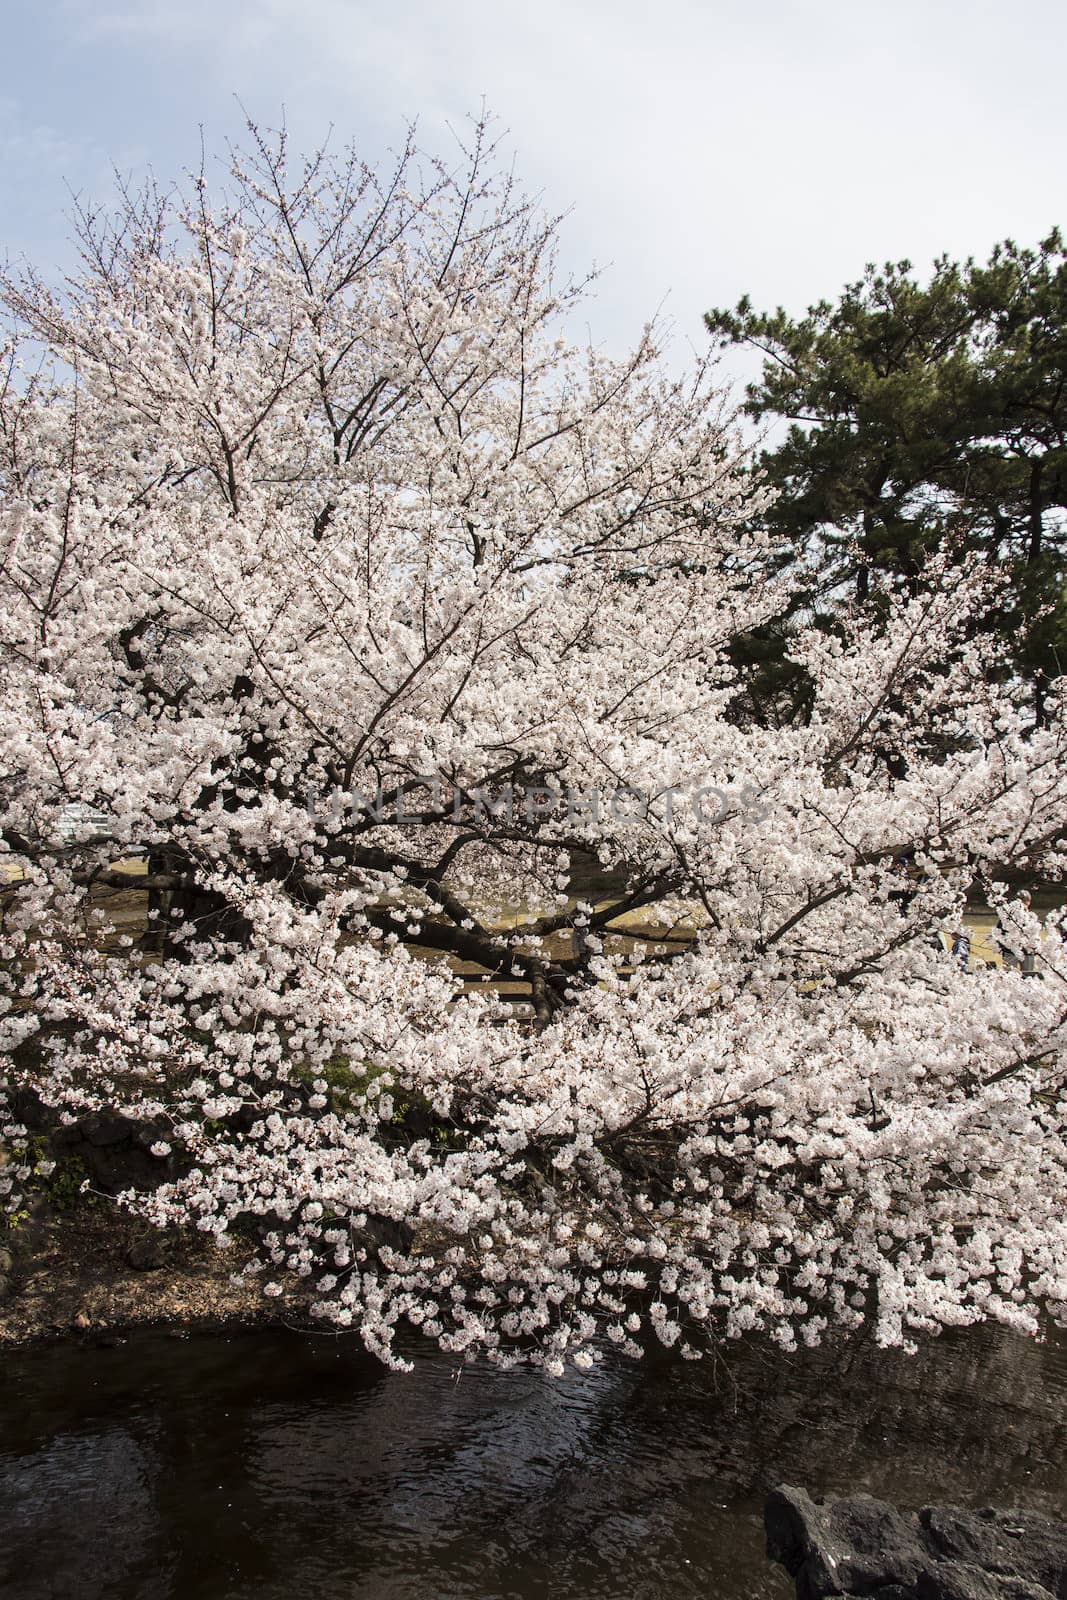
[1,1320,1066,1600]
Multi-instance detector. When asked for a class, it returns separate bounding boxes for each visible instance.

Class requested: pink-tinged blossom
[0,120,1065,1371]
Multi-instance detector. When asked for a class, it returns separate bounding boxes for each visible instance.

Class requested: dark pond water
[1,1320,1066,1600]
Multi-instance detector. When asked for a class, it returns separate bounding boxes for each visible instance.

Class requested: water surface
[1,1321,1066,1599]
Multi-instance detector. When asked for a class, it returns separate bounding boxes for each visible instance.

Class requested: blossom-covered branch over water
[1,119,1065,1370]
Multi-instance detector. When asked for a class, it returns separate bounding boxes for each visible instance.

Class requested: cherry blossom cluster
[0,120,1065,1369]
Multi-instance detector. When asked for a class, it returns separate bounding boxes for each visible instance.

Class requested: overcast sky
[3,0,1065,385]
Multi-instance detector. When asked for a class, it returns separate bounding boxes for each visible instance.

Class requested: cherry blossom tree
[1,120,1066,1370]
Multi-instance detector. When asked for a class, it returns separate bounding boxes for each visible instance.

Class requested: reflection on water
[1,1320,1066,1600]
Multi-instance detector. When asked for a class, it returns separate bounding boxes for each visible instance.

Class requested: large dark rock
[766,1486,926,1596]
[921,1507,1067,1598]
[7,1086,181,1195]
[765,1486,1067,1600]
[51,1111,177,1194]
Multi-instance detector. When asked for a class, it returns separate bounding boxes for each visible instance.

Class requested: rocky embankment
[0,1105,311,1345]
[766,1486,1067,1600]
[0,1201,311,1345]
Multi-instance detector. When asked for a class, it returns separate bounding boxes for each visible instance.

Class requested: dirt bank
[0,1199,309,1347]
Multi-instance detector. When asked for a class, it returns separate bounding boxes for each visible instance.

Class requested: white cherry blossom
[0,121,1065,1370]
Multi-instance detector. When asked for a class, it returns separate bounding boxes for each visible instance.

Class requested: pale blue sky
[3,0,1065,372]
